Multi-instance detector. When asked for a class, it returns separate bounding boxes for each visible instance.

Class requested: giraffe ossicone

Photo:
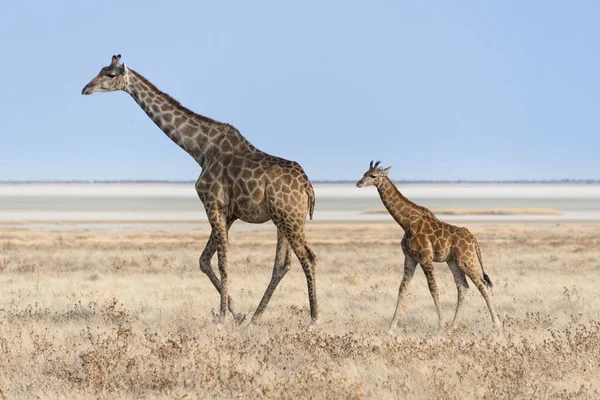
[82,54,319,327]
[357,161,501,331]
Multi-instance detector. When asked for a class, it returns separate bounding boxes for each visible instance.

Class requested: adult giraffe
[82,55,318,327]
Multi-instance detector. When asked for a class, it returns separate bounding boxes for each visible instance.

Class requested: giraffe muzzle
[81,84,93,95]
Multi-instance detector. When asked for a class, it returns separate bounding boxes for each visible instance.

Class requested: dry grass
[1,222,600,399]
[363,207,562,216]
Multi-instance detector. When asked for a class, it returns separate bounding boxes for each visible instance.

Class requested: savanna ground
[1,221,599,399]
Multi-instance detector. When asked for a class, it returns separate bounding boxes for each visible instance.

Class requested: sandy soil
[1,222,599,399]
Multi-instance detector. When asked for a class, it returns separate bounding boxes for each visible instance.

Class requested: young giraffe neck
[124,69,256,168]
[375,177,432,231]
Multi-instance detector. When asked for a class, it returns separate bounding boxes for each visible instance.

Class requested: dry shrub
[2,306,600,399]
[1,223,600,399]
[0,258,9,273]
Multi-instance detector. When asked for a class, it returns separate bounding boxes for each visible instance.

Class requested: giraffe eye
[369,175,376,178]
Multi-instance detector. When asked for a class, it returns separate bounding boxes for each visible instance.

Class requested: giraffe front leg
[206,209,230,325]
[421,260,446,330]
[199,225,245,324]
[389,255,418,333]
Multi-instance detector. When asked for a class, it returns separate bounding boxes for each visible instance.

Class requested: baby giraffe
[357,161,501,331]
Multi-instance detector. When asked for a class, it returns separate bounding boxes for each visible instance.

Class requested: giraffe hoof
[387,322,398,334]
[234,313,247,325]
[216,313,228,327]
[250,313,262,325]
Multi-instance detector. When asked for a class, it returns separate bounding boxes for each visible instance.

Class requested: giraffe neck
[124,69,256,168]
[375,177,427,231]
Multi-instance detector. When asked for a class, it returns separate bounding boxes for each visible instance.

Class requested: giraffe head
[81,54,129,95]
[356,161,391,188]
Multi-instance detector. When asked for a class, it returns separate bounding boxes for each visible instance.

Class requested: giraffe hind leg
[447,259,469,328]
[464,267,501,328]
[251,229,292,323]
[283,224,318,328]
[266,187,318,328]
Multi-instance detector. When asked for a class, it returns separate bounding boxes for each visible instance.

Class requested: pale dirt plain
[1,220,600,399]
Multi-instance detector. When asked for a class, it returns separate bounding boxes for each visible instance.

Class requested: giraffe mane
[129,69,236,129]
[383,176,436,219]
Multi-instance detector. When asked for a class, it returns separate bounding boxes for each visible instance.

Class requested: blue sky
[1,1,598,181]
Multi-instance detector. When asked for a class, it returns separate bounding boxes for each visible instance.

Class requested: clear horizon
[1,2,599,182]
[2,178,600,185]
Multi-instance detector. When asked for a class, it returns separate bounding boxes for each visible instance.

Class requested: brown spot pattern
[357,168,501,332]
[85,63,321,328]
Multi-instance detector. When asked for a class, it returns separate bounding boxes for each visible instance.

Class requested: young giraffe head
[356,160,391,188]
[81,54,129,95]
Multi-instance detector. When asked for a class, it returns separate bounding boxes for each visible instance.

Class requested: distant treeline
[1,179,600,185]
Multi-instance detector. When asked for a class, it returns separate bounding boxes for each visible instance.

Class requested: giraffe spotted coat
[82,55,319,327]
[357,161,500,331]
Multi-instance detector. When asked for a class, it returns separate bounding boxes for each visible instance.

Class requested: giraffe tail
[306,184,315,220]
[475,238,493,288]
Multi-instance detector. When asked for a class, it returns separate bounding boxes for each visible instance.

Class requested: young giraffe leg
[199,217,245,323]
[389,253,418,332]
[420,260,446,329]
[206,209,230,324]
[251,229,292,323]
[463,267,501,328]
[447,259,469,327]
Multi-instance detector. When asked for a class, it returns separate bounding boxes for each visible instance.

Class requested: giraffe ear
[382,166,391,175]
